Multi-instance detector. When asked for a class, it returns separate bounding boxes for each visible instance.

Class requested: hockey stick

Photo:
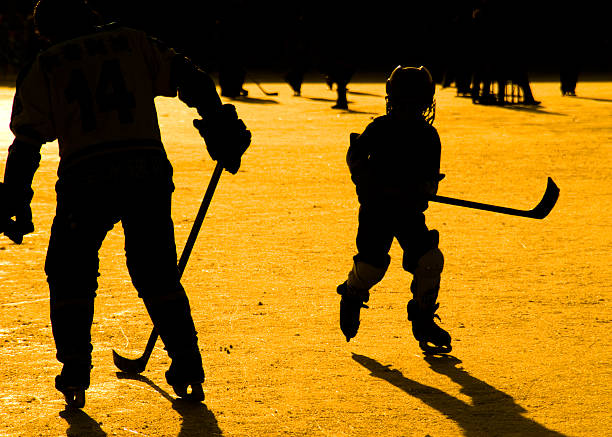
[431,177,559,219]
[248,74,278,96]
[112,162,224,374]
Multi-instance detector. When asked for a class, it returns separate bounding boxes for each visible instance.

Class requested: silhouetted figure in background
[449,2,474,96]
[470,0,497,104]
[314,2,356,109]
[497,0,540,105]
[337,66,451,355]
[557,5,581,96]
[560,63,579,96]
[283,6,311,96]
[1,0,250,408]
[440,1,473,96]
[323,60,355,109]
[472,0,540,106]
[506,64,540,105]
[214,1,249,98]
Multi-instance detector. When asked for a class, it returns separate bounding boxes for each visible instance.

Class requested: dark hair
[33,0,97,42]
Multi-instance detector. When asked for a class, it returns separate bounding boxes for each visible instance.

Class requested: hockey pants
[351,204,442,304]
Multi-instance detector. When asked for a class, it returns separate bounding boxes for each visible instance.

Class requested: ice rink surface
[0,77,610,436]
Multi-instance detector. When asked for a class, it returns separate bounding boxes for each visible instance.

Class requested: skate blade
[63,390,86,408]
[173,383,205,402]
[419,341,452,355]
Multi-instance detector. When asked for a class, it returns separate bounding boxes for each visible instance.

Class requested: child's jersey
[347,114,441,210]
[10,25,179,171]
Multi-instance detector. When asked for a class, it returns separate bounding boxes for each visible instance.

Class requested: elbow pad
[171,55,222,117]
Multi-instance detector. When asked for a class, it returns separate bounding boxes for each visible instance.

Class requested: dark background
[2,0,611,78]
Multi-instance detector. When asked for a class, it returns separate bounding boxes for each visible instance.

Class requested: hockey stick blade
[431,177,559,219]
[112,163,223,374]
[248,75,278,96]
[112,331,157,374]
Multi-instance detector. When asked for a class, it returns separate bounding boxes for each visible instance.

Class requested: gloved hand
[0,182,34,244]
[422,173,446,198]
[416,173,445,212]
[193,104,251,174]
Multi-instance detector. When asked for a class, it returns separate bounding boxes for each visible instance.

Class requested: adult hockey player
[337,66,451,354]
[1,0,251,407]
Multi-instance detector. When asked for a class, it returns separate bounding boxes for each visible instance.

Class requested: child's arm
[417,128,443,207]
[346,132,372,188]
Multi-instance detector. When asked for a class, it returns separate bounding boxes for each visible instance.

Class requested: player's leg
[121,160,204,400]
[398,220,451,354]
[45,182,115,407]
[338,205,392,341]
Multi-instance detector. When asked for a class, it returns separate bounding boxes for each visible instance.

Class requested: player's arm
[418,128,444,203]
[2,62,53,242]
[141,31,251,174]
[347,126,375,187]
[1,139,41,239]
[347,127,382,204]
[170,55,222,115]
[170,55,251,174]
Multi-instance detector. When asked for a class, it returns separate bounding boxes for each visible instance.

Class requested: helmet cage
[385,65,436,124]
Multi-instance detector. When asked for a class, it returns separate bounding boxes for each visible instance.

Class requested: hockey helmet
[34,0,97,42]
[386,65,435,110]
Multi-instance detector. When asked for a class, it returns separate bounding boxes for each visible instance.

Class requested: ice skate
[55,374,87,408]
[169,382,205,402]
[54,360,92,408]
[58,386,86,408]
[407,299,452,355]
[165,355,206,402]
[337,281,369,342]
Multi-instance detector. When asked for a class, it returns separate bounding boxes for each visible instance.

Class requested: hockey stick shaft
[113,162,224,373]
[430,177,559,219]
[177,162,223,276]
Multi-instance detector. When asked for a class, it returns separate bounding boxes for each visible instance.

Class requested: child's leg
[338,205,393,341]
[398,222,452,354]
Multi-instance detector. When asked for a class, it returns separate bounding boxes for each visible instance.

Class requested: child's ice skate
[407,299,452,355]
[337,281,369,342]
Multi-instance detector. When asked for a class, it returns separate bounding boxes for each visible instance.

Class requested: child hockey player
[337,65,451,354]
[1,0,250,407]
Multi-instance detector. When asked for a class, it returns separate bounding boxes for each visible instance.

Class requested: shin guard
[347,260,388,299]
[410,247,444,310]
[408,247,451,354]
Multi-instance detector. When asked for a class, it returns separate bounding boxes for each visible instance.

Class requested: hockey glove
[416,174,445,211]
[193,104,251,174]
[0,182,34,244]
[1,139,40,243]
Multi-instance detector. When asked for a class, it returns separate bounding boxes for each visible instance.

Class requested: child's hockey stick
[112,162,223,374]
[431,177,559,219]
